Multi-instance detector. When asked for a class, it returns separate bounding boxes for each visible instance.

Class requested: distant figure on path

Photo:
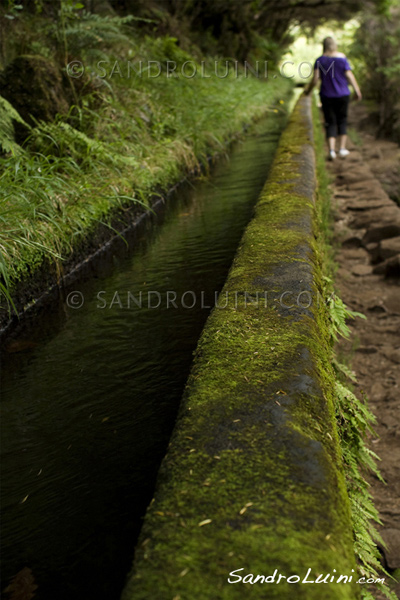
[305,36,362,160]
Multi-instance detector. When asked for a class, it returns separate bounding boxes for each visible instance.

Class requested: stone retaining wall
[121,96,359,600]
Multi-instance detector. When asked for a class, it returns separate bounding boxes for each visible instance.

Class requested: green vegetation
[349,0,400,141]
[0,1,398,598]
[2,0,394,312]
[1,0,366,65]
[312,97,397,600]
[0,5,293,312]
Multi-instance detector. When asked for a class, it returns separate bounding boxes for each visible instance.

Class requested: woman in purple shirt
[305,37,362,160]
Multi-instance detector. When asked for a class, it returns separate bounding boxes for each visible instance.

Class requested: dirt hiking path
[328,105,400,598]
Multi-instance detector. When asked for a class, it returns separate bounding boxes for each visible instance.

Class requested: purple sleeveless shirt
[314,55,352,98]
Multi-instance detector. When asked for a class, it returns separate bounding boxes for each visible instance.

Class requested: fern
[332,338,397,600]
[27,118,139,169]
[324,275,366,341]
[51,7,149,63]
[325,251,397,600]
[313,97,397,597]
[0,96,29,155]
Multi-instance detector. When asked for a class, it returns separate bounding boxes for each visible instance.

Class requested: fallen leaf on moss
[198,519,212,527]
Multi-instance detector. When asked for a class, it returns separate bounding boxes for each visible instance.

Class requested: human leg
[336,96,350,154]
[321,96,338,145]
[338,134,347,150]
[328,136,336,151]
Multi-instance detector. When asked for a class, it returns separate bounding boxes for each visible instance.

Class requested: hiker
[305,36,362,160]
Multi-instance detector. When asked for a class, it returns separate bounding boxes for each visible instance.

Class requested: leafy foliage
[108,0,366,61]
[0,19,292,311]
[323,256,397,600]
[0,96,29,155]
[333,367,396,599]
[54,4,145,63]
[349,0,400,141]
[325,285,366,341]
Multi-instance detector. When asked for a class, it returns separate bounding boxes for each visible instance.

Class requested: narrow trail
[328,109,400,596]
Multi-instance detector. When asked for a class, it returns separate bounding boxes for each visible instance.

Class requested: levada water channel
[0,92,300,600]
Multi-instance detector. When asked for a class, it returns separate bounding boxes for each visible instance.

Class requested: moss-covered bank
[121,96,359,600]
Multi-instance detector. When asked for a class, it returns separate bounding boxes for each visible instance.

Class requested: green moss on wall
[122,97,359,600]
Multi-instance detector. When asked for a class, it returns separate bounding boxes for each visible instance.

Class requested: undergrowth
[0,7,293,312]
[312,94,397,600]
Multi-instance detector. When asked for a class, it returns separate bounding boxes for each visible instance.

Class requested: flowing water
[0,98,298,600]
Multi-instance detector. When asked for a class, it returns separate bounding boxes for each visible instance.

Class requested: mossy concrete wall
[121,96,359,600]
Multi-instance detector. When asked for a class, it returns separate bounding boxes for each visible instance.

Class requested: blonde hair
[323,37,337,52]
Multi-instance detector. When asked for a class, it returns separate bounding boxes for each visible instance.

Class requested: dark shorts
[320,95,350,137]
